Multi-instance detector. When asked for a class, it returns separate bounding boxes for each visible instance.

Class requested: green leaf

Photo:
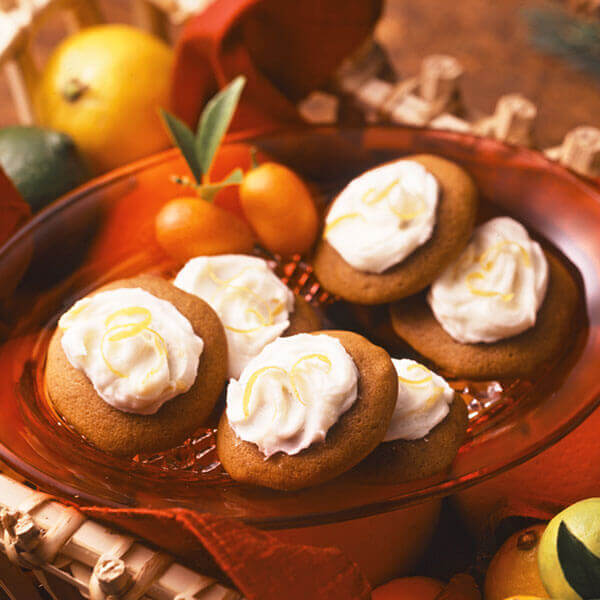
[557,521,600,599]
[197,168,244,203]
[160,109,203,184]
[195,76,246,175]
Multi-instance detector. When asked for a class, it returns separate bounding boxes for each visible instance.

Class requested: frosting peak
[174,255,295,378]
[324,160,439,273]
[59,288,203,415]
[384,359,454,442]
[226,333,358,458]
[428,217,549,343]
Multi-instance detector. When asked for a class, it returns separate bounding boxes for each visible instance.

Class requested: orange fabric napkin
[81,506,371,600]
[171,0,382,131]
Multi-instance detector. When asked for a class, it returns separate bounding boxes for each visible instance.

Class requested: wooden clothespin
[474,93,537,146]
[545,126,600,178]
[383,54,464,127]
[334,53,465,128]
[1,0,102,125]
[419,54,463,110]
[133,0,215,40]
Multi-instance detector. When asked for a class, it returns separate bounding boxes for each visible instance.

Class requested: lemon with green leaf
[538,498,600,600]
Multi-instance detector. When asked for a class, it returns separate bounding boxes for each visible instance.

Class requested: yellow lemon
[484,525,549,600]
[538,498,600,600]
[34,24,173,173]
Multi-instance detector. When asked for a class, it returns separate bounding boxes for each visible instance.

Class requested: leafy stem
[160,75,246,202]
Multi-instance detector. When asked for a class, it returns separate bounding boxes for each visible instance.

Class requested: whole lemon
[538,498,600,600]
[484,525,548,600]
[35,25,173,173]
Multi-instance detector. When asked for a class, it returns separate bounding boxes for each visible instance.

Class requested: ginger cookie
[46,274,227,456]
[390,250,580,379]
[285,295,321,335]
[313,154,478,304]
[174,254,321,378]
[353,397,468,484]
[217,330,397,491]
[349,359,468,484]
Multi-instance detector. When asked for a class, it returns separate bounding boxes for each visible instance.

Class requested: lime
[0,126,89,212]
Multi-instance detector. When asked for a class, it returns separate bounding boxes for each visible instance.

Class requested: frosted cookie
[390,218,580,379]
[313,154,478,304]
[217,330,397,491]
[46,275,228,456]
[174,254,320,378]
[352,359,468,484]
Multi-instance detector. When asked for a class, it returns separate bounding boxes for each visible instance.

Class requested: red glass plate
[0,125,598,530]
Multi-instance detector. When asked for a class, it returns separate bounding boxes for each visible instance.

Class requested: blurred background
[2,0,600,147]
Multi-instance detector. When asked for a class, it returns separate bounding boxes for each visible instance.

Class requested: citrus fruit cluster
[154,77,318,261]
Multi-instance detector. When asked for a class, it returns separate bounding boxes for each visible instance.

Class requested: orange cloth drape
[171,0,382,131]
[81,506,371,600]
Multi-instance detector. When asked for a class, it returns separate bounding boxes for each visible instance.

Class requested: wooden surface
[1,0,600,147]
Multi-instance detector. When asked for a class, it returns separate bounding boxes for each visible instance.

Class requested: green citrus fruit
[0,126,89,212]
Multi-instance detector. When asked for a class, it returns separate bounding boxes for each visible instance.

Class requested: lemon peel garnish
[398,364,447,417]
[362,179,399,206]
[324,213,363,235]
[363,178,426,222]
[477,240,531,270]
[207,265,285,335]
[398,363,433,386]
[60,299,91,329]
[207,265,253,286]
[465,272,514,302]
[242,366,287,418]
[141,328,168,384]
[104,306,152,341]
[326,178,427,237]
[289,353,332,407]
[241,354,332,418]
[464,240,530,302]
[101,306,168,380]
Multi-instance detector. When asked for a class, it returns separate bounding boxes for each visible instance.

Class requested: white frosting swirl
[384,359,455,442]
[173,255,295,378]
[428,217,549,344]
[324,160,439,273]
[226,333,358,458]
[59,288,203,415]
